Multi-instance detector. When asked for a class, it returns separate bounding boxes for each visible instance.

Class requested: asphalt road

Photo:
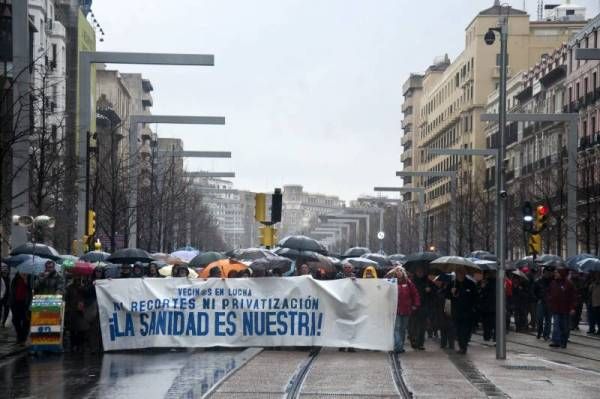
[0,349,241,399]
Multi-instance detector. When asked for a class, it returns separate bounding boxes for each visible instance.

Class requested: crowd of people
[1,257,598,355]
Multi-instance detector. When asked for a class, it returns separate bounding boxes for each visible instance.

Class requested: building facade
[400,1,587,254]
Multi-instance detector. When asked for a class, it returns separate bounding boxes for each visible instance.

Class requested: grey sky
[93,0,599,202]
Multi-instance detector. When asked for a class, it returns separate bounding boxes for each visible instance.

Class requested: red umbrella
[69,261,96,276]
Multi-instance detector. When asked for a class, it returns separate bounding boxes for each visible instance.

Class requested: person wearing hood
[35,260,64,295]
[547,268,576,348]
[10,271,33,345]
[409,265,433,350]
[362,266,377,279]
[394,266,420,353]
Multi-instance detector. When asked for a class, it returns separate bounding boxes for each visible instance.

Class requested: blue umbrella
[578,257,600,273]
[5,254,50,269]
[566,253,595,269]
[16,256,61,275]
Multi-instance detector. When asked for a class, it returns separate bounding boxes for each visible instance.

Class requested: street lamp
[12,214,56,260]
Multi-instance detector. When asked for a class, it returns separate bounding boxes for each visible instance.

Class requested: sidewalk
[0,323,28,360]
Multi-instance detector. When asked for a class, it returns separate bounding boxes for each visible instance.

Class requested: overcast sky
[92,0,600,202]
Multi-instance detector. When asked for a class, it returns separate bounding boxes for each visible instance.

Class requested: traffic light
[255,193,266,223]
[535,204,549,233]
[529,233,541,256]
[259,226,277,248]
[271,188,282,224]
[522,201,534,232]
[87,210,96,237]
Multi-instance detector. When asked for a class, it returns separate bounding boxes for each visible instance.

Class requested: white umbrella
[431,256,480,273]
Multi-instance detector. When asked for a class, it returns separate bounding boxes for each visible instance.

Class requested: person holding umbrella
[35,260,64,295]
[450,266,477,354]
[393,266,420,354]
[547,269,576,348]
[479,271,497,342]
[119,264,132,278]
[10,270,33,345]
[132,262,145,278]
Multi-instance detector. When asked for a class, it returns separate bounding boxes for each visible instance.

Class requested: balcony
[142,92,153,107]
[401,132,413,147]
[401,150,413,164]
[401,118,412,130]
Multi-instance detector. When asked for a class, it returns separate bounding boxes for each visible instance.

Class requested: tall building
[400,1,586,253]
[280,185,345,237]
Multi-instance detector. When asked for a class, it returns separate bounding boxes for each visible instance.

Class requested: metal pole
[450,175,457,255]
[10,0,31,248]
[496,16,508,360]
[379,208,384,254]
[567,120,577,257]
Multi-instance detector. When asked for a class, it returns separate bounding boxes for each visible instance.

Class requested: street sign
[377,231,385,240]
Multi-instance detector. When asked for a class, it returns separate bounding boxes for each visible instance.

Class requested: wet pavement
[0,349,244,399]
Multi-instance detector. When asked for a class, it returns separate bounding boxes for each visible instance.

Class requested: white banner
[95,276,397,351]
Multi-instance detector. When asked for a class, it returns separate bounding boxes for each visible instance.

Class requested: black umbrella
[277,235,328,255]
[189,251,226,268]
[566,253,595,269]
[249,257,293,274]
[106,248,154,264]
[579,257,600,273]
[403,252,440,272]
[10,242,61,261]
[80,250,111,263]
[361,253,393,268]
[274,247,322,262]
[389,254,406,263]
[4,254,53,269]
[342,247,371,258]
[230,248,277,262]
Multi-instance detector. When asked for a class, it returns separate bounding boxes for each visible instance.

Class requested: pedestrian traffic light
[271,188,282,224]
[522,201,534,232]
[255,193,266,223]
[529,233,541,256]
[87,210,96,237]
[535,204,549,233]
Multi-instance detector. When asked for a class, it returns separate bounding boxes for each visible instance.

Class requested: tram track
[389,352,413,398]
[285,348,321,399]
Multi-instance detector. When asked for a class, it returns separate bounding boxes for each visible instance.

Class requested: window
[51,44,57,69]
[567,9,576,16]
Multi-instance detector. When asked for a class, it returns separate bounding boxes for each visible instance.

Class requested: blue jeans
[551,314,570,347]
[394,315,409,352]
[536,302,551,338]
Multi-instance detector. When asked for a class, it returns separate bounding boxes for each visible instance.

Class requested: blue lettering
[140,313,148,336]
[226,311,236,336]
[215,312,226,336]
[298,312,309,336]
[276,311,288,335]
[266,311,277,336]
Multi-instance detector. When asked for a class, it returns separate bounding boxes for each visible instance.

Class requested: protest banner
[95,276,397,351]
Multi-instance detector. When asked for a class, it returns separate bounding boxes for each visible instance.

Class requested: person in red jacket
[547,269,576,348]
[394,266,420,353]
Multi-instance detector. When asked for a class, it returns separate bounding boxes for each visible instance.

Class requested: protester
[570,271,586,330]
[432,273,455,349]
[87,266,106,353]
[119,264,132,278]
[35,260,64,295]
[147,262,161,277]
[297,263,312,277]
[362,266,377,279]
[173,265,190,277]
[393,266,420,354]
[64,276,90,352]
[588,272,600,335]
[450,266,477,354]
[409,265,433,351]
[479,271,496,342]
[336,263,355,279]
[208,267,222,278]
[547,269,576,348]
[534,267,553,340]
[10,271,33,345]
[132,262,145,278]
[525,267,539,331]
[0,263,9,328]
[504,275,513,333]
[512,273,529,332]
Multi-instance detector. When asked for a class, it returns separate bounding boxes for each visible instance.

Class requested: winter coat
[479,278,496,313]
[64,282,90,332]
[547,278,576,315]
[533,277,552,303]
[450,278,477,320]
[397,278,421,316]
[9,274,33,309]
[35,272,64,295]
[412,276,434,311]
[589,281,600,308]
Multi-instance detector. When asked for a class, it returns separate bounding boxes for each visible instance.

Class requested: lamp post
[12,215,56,261]
[396,171,458,255]
[77,51,216,244]
[373,187,425,251]
[321,214,371,248]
